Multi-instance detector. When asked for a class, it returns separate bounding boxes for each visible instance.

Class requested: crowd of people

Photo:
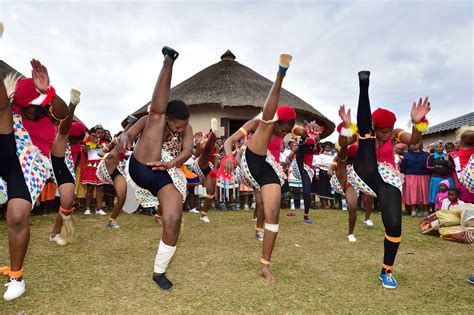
[0,47,473,301]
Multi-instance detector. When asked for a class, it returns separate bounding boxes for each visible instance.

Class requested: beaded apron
[347,162,404,197]
[459,155,474,193]
[240,148,286,190]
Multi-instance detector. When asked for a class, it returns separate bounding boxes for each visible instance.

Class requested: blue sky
[1,0,472,140]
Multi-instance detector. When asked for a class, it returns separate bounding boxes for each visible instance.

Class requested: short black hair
[448,188,459,195]
[445,142,455,149]
[166,100,189,120]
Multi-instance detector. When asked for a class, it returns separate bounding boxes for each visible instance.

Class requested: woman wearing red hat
[119,47,194,291]
[0,59,69,301]
[48,89,82,246]
[223,54,320,283]
[338,71,430,289]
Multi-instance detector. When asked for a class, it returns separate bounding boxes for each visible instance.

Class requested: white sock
[300,200,305,209]
[154,240,176,274]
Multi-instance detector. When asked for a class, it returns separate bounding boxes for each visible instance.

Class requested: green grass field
[0,208,473,313]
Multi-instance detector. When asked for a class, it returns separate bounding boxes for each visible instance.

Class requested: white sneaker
[300,200,305,210]
[256,230,264,241]
[250,202,256,209]
[4,278,26,301]
[244,204,250,211]
[49,234,67,246]
[84,209,91,215]
[411,210,418,217]
[200,215,210,223]
[251,217,257,222]
[422,211,430,217]
[364,219,374,228]
[95,209,107,216]
[347,234,357,242]
[189,208,199,213]
[290,200,295,210]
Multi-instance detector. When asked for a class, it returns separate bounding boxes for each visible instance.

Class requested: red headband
[12,78,56,108]
[70,121,87,137]
[277,106,296,122]
[371,108,396,129]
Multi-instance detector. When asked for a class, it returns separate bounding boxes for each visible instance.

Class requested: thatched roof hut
[122,50,334,139]
[0,60,87,127]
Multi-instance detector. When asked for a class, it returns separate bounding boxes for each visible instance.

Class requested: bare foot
[259,264,277,284]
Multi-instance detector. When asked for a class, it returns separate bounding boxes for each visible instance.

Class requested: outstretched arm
[31,59,69,120]
[118,115,147,152]
[397,97,431,145]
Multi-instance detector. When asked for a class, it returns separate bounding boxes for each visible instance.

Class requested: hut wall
[188,106,260,137]
[422,130,457,148]
[189,105,315,138]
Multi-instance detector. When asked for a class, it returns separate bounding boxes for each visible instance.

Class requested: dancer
[456,126,474,202]
[344,71,430,289]
[223,54,319,283]
[122,47,193,291]
[0,59,69,300]
[192,119,218,222]
[49,89,81,245]
[294,137,317,223]
[235,136,264,240]
[96,138,128,228]
[96,117,139,228]
[329,121,360,242]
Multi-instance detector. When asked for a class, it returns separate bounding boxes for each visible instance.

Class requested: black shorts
[110,168,121,182]
[0,133,31,202]
[128,154,173,196]
[245,148,280,188]
[201,165,212,177]
[51,155,75,187]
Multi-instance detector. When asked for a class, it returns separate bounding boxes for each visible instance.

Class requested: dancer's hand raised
[338,105,351,128]
[30,59,50,93]
[411,97,431,124]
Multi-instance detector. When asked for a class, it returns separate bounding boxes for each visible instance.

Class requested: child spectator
[434,180,450,211]
[441,188,465,210]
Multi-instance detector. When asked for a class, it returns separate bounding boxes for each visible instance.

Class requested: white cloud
[0,0,471,141]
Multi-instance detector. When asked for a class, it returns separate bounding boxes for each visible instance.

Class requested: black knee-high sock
[378,183,402,273]
[354,71,378,190]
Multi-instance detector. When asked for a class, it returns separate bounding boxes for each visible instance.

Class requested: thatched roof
[122,50,335,138]
[0,60,86,127]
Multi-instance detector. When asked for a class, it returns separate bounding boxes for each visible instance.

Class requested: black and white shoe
[153,273,173,291]
[162,46,179,60]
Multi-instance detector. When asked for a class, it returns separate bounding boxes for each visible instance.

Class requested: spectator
[434,180,450,211]
[400,142,430,216]
[440,188,464,210]
[427,141,455,211]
